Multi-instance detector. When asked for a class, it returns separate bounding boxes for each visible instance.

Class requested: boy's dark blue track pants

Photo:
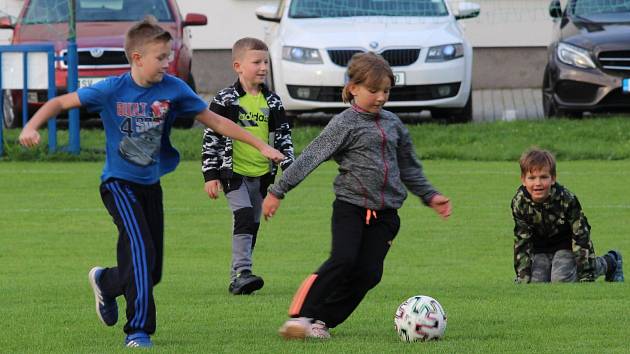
[98,178,163,335]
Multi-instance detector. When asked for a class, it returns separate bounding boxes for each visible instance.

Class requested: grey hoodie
[269,107,439,210]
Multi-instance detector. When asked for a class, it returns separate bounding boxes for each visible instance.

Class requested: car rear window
[22,0,173,24]
[289,0,449,18]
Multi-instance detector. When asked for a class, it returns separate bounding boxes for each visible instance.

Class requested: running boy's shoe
[610,250,624,282]
[309,320,331,339]
[228,270,264,295]
[279,317,311,340]
[125,332,153,348]
[88,267,118,326]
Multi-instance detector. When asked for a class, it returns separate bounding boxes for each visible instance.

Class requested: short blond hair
[124,16,172,62]
[342,52,395,103]
[232,37,268,62]
[519,148,557,177]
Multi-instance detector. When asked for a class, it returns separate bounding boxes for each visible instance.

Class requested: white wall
[0,0,23,44]
[178,0,271,49]
[179,0,559,49]
[461,0,555,47]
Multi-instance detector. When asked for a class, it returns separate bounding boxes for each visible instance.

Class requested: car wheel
[542,92,558,118]
[186,72,197,93]
[173,73,197,128]
[542,67,558,118]
[285,111,297,127]
[430,92,473,123]
[2,90,19,129]
[451,92,473,123]
[267,61,275,92]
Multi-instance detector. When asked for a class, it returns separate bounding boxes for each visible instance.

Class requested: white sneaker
[279,317,311,340]
[309,320,331,339]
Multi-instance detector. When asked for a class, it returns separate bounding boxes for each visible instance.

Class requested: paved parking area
[473,88,543,122]
[199,87,545,124]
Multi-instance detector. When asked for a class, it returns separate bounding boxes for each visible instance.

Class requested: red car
[0,0,206,128]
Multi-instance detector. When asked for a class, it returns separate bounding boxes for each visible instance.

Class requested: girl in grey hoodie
[263,52,452,340]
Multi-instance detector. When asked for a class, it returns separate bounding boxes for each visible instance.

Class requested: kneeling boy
[511,148,623,283]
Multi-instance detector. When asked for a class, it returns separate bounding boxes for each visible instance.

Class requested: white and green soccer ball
[394,295,447,342]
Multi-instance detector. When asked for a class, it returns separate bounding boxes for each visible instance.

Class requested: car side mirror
[183,13,207,27]
[256,4,281,22]
[0,16,14,29]
[455,2,480,20]
[549,0,562,18]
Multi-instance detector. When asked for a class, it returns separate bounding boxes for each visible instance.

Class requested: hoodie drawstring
[365,209,377,225]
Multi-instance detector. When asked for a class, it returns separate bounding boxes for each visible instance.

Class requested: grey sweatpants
[225,176,263,280]
[531,249,607,282]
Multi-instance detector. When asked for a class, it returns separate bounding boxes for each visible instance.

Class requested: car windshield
[22,0,173,24]
[570,0,630,16]
[289,0,449,18]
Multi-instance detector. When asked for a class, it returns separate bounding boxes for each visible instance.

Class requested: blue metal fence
[0,44,57,156]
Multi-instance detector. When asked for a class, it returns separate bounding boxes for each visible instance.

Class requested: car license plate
[394,72,405,86]
[78,77,105,88]
[623,78,630,94]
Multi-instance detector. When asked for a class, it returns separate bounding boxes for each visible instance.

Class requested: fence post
[67,41,79,154]
[21,50,28,127]
[67,0,80,155]
[47,49,57,153]
[0,53,3,157]
[0,44,57,157]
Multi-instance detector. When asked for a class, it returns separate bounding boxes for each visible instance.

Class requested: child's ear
[348,83,359,97]
[520,175,526,186]
[551,175,557,184]
[233,61,242,74]
[131,51,142,66]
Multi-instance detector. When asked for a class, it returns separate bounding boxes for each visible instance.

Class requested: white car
[256,0,480,122]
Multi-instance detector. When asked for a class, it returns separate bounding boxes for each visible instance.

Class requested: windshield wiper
[572,14,593,23]
[291,14,321,18]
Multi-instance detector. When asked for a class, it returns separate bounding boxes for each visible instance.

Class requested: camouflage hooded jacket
[511,183,597,282]
[201,80,294,182]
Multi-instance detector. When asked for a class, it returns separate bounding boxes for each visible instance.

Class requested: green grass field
[4,117,630,161]
[1,159,628,353]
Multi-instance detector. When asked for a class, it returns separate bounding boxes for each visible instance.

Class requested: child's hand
[429,194,451,219]
[204,180,222,199]
[261,145,285,164]
[18,128,41,148]
[263,193,281,220]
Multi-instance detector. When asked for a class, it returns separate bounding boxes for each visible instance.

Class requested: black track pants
[289,199,400,328]
[99,178,163,335]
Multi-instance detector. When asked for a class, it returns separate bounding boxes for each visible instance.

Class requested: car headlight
[557,42,595,69]
[282,46,323,64]
[426,44,464,62]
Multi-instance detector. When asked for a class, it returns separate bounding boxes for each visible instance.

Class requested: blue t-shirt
[78,73,208,184]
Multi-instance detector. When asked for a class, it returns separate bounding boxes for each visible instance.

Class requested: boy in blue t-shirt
[19,17,284,348]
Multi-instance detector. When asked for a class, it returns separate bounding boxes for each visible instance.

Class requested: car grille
[328,49,364,66]
[327,48,421,67]
[287,82,460,102]
[598,50,630,76]
[59,48,129,69]
[381,49,421,67]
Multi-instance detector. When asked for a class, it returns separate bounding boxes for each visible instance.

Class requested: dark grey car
[543,0,630,118]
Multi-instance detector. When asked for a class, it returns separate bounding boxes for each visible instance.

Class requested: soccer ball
[394,295,447,342]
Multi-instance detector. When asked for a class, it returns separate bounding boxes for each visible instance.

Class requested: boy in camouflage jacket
[511,148,623,283]
[202,38,294,295]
